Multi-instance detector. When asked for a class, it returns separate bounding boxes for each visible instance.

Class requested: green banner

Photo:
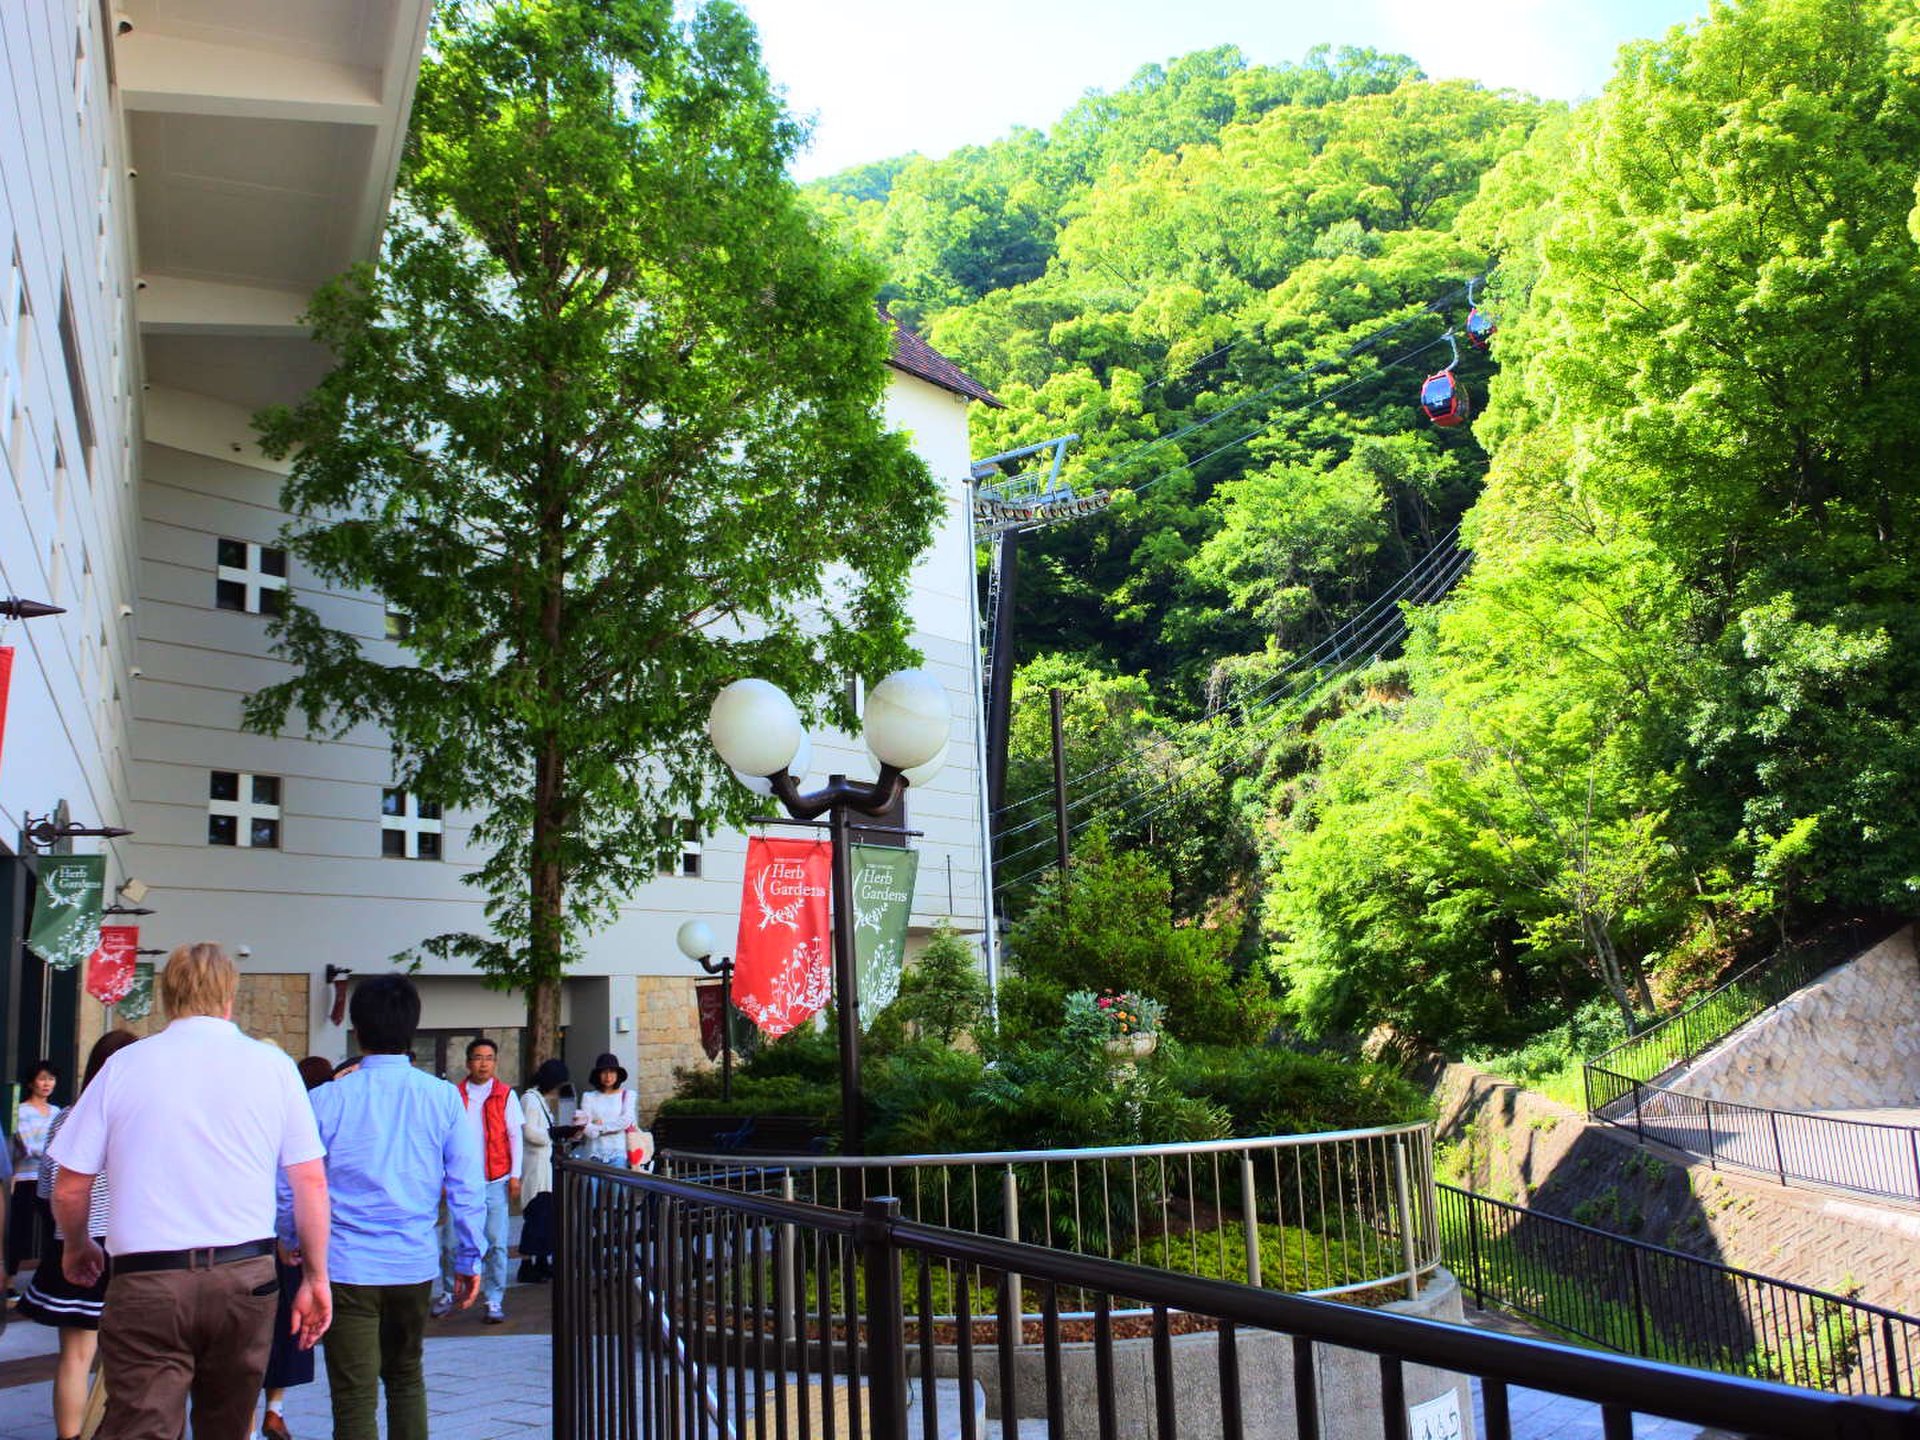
[118,961,156,1022]
[849,844,918,1029]
[27,855,105,972]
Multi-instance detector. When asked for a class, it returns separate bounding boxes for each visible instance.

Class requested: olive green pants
[323,1280,434,1440]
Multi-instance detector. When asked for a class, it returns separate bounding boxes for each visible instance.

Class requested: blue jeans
[440,1177,510,1306]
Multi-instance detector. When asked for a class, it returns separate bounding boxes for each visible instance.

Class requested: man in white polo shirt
[50,942,332,1440]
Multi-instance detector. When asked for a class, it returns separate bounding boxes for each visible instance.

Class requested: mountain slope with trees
[811,0,1920,1061]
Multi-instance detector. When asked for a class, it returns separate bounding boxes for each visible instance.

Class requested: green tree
[890,921,990,1045]
[244,0,938,1057]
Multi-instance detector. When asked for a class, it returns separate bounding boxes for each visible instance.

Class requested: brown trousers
[97,1254,279,1440]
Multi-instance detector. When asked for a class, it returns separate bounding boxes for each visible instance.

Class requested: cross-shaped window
[381,788,443,860]
[209,771,281,848]
[215,538,286,615]
[657,818,701,878]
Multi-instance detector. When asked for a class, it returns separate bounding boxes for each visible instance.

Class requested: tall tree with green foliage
[244,0,938,1057]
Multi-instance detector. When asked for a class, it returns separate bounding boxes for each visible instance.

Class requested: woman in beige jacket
[517,1058,570,1282]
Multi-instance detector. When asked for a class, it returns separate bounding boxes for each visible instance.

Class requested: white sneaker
[429,1292,454,1318]
[484,1301,505,1325]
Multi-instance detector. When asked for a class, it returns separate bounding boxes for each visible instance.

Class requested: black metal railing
[1438,1183,1920,1397]
[1586,1065,1920,1202]
[1584,925,1888,1095]
[553,1158,1920,1440]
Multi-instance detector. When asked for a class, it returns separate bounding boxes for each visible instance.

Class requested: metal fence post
[779,1172,797,1354]
[1240,1152,1262,1288]
[1632,1081,1646,1146]
[1465,1190,1485,1310]
[1769,1110,1788,1186]
[861,1198,910,1440]
[1627,1246,1650,1358]
[1003,1164,1024,1344]
[1703,1099,1718,1172]
[1392,1139,1418,1301]
[553,1165,573,1440]
[1583,1063,1594,1117]
[1908,1128,1920,1204]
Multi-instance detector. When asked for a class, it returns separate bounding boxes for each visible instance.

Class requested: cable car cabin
[1465,307,1497,351]
[1419,371,1470,427]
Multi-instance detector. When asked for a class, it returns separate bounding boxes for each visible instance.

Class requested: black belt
[113,1238,275,1274]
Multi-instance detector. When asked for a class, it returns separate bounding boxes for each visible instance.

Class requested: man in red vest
[433,1038,523,1324]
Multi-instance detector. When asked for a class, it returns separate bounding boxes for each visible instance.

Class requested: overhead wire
[993,522,1465,827]
[991,542,1475,890]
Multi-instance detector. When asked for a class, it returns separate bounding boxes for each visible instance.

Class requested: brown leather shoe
[261,1411,292,1440]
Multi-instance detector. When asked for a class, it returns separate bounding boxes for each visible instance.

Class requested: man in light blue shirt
[281,974,486,1440]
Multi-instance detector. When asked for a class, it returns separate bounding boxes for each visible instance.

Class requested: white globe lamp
[732,730,811,796]
[708,678,803,779]
[676,919,718,961]
[862,669,949,772]
[900,741,948,788]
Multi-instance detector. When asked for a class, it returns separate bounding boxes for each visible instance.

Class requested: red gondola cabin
[1419,371,1470,427]
[1465,307,1496,351]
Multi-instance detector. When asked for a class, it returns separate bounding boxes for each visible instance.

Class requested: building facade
[1,0,995,1114]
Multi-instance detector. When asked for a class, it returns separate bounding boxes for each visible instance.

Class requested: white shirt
[576,1088,637,1164]
[454,1077,524,1184]
[49,1016,325,1255]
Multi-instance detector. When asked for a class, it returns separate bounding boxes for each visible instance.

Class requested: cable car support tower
[970,434,1113,820]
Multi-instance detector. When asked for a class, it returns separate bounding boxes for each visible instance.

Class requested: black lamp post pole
[765,766,905,1165]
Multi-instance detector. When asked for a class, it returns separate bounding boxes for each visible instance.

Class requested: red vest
[461,1078,513,1182]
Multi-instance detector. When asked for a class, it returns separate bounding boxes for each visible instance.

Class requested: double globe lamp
[705,668,950,1156]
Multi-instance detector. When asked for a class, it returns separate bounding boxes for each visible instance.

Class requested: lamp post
[676,919,734,1103]
[706,670,949,1158]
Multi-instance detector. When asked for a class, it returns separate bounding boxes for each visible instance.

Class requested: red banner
[87,924,139,1006]
[732,836,832,1039]
[0,646,13,781]
[696,981,726,1060]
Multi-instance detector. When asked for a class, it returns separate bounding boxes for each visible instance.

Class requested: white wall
[0,0,142,882]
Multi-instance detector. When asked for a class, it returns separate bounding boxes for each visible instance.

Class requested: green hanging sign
[27,855,105,972]
[118,961,156,1023]
[849,844,918,1029]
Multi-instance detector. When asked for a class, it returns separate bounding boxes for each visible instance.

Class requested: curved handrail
[660,1117,1433,1170]
[661,1121,1443,1307]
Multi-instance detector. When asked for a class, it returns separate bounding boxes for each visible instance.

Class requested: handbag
[625,1125,654,1170]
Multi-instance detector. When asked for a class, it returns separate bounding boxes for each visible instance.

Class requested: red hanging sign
[86,924,139,1006]
[732,836,832,1039]
[695,981,726,1060]
[0,646,13,781]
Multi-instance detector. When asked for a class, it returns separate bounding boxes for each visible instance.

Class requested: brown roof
[882,307,1003,408]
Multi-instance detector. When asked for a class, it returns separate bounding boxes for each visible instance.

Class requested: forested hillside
[807,1,1920,1061]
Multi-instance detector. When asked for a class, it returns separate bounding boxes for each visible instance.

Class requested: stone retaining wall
[1663,927,1920,1111]
[1434,1063,1920,1318]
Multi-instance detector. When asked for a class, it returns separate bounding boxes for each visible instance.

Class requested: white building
[0,0,997,1109]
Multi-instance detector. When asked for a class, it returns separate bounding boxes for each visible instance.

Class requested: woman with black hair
[9,1058,60,1281]
[516,1059,571,1281]
[20,1033,134,1440]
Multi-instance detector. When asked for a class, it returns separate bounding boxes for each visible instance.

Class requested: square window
[215,579,247,611]
[384,607,413,640]
[382,788,405,816]
[258,547,287,578]
[259,588,286,618]
[417,800,442,821]
[250,817,280,849]
[416,831,442,861]
[381,829,407,858]
[681,852,700,878]
[208,813,237,846]
[217,538,246,569]
[210,771,239,801]
[251,775,281,806]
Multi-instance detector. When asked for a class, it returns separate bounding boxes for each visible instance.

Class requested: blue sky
[734,0,1711,180]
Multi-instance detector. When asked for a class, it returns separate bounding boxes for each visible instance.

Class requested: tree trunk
[527,730,568,1065]
[1582,912,1637,1031]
